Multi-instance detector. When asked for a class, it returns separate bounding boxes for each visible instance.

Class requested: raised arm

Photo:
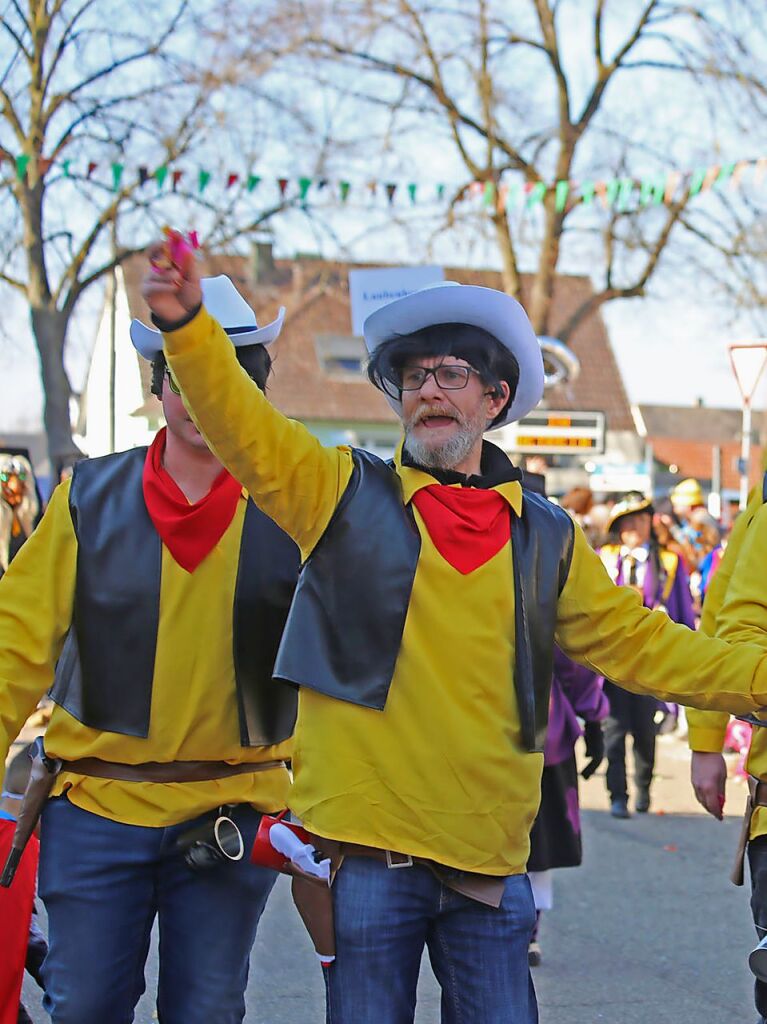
[0,482,76,768]
[142,247,354,556]
[555,526,767,715]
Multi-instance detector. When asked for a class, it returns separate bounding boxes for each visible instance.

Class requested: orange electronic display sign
[501,411,606,455]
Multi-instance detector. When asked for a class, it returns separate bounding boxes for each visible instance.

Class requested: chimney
[251,240,276,284]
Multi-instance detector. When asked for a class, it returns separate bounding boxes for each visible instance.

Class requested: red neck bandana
[142,429,242,573]
[411,484,511,574]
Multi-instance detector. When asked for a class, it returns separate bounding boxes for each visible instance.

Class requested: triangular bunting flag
[15,155,30,180]
[155,165,169,188]
[246,174,261,193]
[111,162,124,191]
[198,169,211,193]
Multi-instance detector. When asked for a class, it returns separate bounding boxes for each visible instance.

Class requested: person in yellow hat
[670,477,705,517]
[597,493,695,817]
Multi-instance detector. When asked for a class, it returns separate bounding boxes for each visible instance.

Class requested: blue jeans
[38,796,277,1024]
[325,858,538,1023]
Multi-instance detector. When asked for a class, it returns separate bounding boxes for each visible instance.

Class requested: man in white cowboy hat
[0,274,300,1024]
[144,248,767,1024]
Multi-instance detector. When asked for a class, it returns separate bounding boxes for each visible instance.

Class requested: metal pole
[710,445,722,521]
[740,400,752,510]
[108,220,118,453]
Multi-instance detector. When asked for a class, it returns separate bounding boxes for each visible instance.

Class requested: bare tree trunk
[490,209,521,299]
[30,306,82,478]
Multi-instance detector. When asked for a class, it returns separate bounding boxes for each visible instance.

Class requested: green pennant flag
[640,177,664,205]
[605,179,620,206]
[111,162,124,191]
[407,183,417,204]
[555,180,569,213]
[298,176,312,201]
[246,174,261,193]
[526,182,546,207]
[483,181,496,207]
[62,159,71,177]
[436,183,446,201]
[687,167,707,197]
[339,181,351,202]
[580,181,595,205]
[198,169,211,194]
[155,165,169,189]
[715,163,736,188]
[616,178,634,211]
[15,154,30,180]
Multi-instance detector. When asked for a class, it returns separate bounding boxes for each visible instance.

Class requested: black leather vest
[49,447,300,746]
[274,449,574,752]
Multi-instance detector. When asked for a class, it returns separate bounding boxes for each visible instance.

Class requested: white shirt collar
[620,544,649,563]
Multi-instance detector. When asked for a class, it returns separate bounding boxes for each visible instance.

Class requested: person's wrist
[151,303,202,333]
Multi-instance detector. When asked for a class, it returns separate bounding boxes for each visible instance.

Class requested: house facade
[79,249,641,495]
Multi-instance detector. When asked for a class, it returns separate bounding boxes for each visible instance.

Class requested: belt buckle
[385,849,413,869]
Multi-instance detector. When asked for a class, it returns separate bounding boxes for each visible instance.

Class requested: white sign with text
[348,266,444,336]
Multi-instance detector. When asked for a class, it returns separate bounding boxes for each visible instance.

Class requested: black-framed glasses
[389,364,480,393]
[165,368,181,395]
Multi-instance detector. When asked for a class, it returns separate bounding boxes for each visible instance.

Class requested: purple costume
[600,543,695,810]
[527,649,608,873]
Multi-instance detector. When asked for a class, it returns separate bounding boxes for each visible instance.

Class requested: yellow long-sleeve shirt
[689,490,767,838]
[164,306,767,873]
[0,478,290,827]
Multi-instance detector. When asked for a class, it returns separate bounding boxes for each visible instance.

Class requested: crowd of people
[2,243,767,1023]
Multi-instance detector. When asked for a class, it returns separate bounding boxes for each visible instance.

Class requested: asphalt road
[21,733,759,1023]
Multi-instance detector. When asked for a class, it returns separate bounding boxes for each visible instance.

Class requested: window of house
[314,334,367,378]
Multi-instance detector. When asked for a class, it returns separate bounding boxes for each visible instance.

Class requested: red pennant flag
[277,177,289,196]
[37,157,53,177]
[86,161,98,178]
[172,170,184,190]
[226,173,239,189]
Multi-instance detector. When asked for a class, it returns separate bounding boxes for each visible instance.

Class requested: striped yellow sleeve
[0,480,76,768]
[163,306,354,558]
[555,526,767,715]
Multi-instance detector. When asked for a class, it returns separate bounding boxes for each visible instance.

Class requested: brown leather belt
[732,775,767,886]
[59,757,287,784]
[335,840,507,908]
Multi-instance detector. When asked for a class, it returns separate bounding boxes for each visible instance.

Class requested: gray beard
[403,421,482,471]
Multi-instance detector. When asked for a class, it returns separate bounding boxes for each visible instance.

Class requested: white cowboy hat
[363,282,544,428]
[130,275,286,359]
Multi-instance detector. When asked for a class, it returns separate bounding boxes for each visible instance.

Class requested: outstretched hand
[691,750,727,820]
[141,238,202,325]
